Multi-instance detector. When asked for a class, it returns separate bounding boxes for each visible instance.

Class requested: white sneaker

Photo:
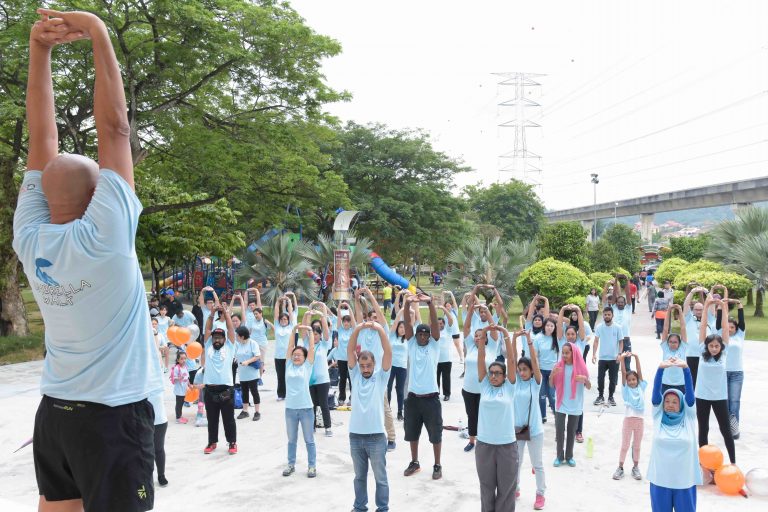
[325,429,333,437]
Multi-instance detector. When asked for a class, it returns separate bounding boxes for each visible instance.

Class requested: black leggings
[696,398,736,463]
[309,382,331,429]
[387,366,407,414]
[338,360,351,403]
[275,358,287,399]
[175,395,185,419]
[462,389,481,438]
[588,311,598,330]
[687,357,700,386]
[153,422,167,478]
[241,379,260,405]
[436,362,452,397]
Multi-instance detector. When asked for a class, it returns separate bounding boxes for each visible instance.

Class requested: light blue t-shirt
[234,339,261,382]
[12,170,163,406]
[147,390,168,426]
[173,310,196,328]
[660,340,687,385]
[246,315,269,344]
[477,377,517,445]
[514,377,543,437]
[725,332,744,372]
[647,401,702,489]
[390,333,409,368]
[438,323,455,363]
[560,336,587,356]
[349,365,391,434]
[274,322,295,360]
[358,327,385,371]
[463,340,499,394]
[156,315,170,343]
[303,337,331,385]
[695,347,728,400]
[170,363,189,396]
[535,334,560,371]
[611,305,632,338]
[622,380,648,414]
[556,365,585,415]
[285,360,313,409]
[336,326,354,362]
[595,322,623,361]
[406,335,441,394]
[684,311,714,357]
[203,339,236,386]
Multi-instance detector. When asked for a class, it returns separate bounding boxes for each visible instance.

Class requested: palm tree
[238,233,317,307]
[299,232,373,302]
[706,206,768,317]
[444,237,536,302]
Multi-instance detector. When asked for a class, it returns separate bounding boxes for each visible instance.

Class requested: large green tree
[0,0,349,335]
[326,122,472,265]
[537,222,592,272]
[668,234,711,262]
[463,180,545,243]
[600,224,642,273]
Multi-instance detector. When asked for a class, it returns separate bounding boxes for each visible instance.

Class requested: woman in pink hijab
[549,336,591,467]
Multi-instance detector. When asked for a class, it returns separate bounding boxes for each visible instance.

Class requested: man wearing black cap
[402,294,443,480]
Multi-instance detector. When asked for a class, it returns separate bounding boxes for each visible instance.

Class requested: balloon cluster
[699,445,768,497]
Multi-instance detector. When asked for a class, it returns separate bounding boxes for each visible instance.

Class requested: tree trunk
[746,288,753,306]
[0,257,30,337]
[754,288,764,317]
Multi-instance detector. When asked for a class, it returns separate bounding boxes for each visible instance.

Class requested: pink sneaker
[534,495,545,510]
[515,490,520,499]
[176,417,188,424]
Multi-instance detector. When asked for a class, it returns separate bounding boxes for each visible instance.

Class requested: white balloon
[746,468,768,496]
[188,324,200,342]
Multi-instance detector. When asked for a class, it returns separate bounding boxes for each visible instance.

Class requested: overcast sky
[289,0,768,211]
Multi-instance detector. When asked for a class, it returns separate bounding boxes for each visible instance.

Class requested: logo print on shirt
[35,258,59,286]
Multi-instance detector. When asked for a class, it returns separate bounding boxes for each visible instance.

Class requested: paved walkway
[0,302,766,511]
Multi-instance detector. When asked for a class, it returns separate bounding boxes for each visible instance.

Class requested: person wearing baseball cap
[401,294,443,480]
[201,293,238,456]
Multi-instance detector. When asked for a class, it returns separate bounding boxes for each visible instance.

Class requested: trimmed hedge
[589,272,613,291]
[673,269,752,300]
[655,257,689,284]
[518,258,593,310]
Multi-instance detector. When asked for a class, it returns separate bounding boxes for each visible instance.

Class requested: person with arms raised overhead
[13,10,162,512]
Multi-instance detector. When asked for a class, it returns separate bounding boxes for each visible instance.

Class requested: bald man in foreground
[13,10,162,512]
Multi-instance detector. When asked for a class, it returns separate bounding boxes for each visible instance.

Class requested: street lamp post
[591,173,599,240]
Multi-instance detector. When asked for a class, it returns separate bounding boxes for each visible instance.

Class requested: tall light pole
[591,173,599,241]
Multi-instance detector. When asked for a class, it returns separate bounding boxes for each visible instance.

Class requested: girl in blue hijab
[647,358,701,511]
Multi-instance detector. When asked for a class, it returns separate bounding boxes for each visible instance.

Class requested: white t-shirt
[13,170,163,406]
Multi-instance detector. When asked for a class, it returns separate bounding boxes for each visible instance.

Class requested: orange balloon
[185,341,203,360]
[184,387,199,402]
[167,326,184,347]
[176,327,191,345]
[699,444,724,471]
[715,464,745,495]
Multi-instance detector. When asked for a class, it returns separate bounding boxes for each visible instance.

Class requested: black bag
[211,387,233,403]
[515,382,534,441]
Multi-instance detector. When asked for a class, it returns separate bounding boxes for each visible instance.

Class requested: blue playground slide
[369,252,416,293]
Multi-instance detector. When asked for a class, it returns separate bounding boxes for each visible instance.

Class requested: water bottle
[586,437,594,458]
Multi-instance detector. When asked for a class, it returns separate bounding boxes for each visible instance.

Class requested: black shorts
[34,395,155,512]
[403,393,443,443]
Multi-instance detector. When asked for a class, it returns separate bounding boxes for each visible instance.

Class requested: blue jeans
[539,369,555,420]
[350,433,389,511]
[727,371,744,421]
[285,408,316,467]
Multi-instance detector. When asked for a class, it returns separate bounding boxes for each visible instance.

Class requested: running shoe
[252,412,261,421]
[432,464,442,480]
[631,466,642,480]
[464,442,475,452]
[515,490,521,499]
[203,443,217,454]
[607,396,617,407]
[553,458,562,467]
[575,432,584,443]
[158,475,168,487]
[613,467,625,480]
[404,461,421,476]
[567,459,576,467]
[534,495,546,510]
[397,412,404,421]
[282,464,295,476]
[228,442,237,455]
[257,378,264,386]
[237,411,249,420]
[325,429,333,437]
[443,395,450,401]
[276,397,285,401]
[176,417,188,424]
[387,441,396,451]
[593,396,605,406]
[307,467,317,478]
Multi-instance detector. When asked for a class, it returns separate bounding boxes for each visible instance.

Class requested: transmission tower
[495,72,545,185]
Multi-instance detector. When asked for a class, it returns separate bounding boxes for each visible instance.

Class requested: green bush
[655,257,689,284]
[589,272,613,290]
[564,295,588,313]
[673,269,752,299]
[518,258,593,310]
[684,260,722,273]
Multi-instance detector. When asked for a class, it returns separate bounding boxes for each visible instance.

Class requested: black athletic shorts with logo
[403,393,443,443]
[33,395,155,512]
